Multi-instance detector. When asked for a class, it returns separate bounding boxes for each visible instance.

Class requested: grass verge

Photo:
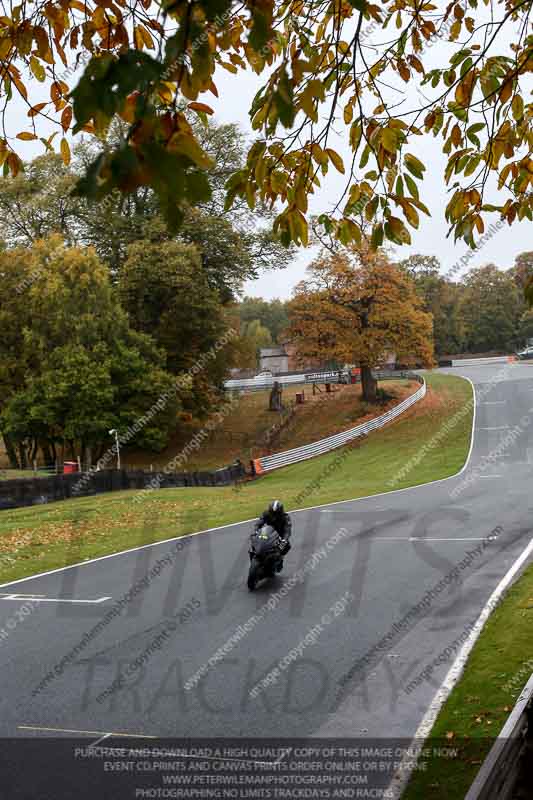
[0,372,472,585]
[402,559,533,799]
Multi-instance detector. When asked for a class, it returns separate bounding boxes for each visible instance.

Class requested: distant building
[259,343,325,374]
[259,346,289,374]
[258,343,397,374]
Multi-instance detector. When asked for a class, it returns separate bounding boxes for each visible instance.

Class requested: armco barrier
[0,464,246,511]
[450,356,512,367]
[252,374,425,473]
[465,672,533,800]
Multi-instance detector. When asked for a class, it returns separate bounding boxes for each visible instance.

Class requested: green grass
[403,561,533,799]
[0,469,55,480]
[0,372,472,585]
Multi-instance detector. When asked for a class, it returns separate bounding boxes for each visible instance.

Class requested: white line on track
[18,725,293,766]
[479,401,506,404]
[18,725,155,738]
[0,594,111,604]
[479,426,509,430]
[478,475,502,479]
[372,537,494,542]
[388,535,533,799]
[89,733,111,747]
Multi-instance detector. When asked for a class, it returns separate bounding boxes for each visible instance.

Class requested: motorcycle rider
[254,500,292,555]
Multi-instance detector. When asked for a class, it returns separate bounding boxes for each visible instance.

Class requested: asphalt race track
[2,361,533,798]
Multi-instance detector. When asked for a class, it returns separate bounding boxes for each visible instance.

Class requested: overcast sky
[8,9,531,302]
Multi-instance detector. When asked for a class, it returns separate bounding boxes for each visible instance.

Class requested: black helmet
[269,499,284,515]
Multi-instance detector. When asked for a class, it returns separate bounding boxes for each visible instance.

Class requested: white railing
[451,356,512,367]
[252,374,426,473]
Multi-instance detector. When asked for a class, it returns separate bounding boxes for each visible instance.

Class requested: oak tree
[287,243,434,401]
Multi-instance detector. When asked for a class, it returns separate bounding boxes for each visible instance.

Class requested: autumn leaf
[187,102,214,115]
[326,148,345,174]
[29,56,46,82]
[16,132,38,140]
[27,103,47,118]
[60,137,71,165]
[61,106,73,132]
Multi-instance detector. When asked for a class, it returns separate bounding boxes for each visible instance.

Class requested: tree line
[399,252,533,356]
[0,120,291,469]
[239,250,533,384]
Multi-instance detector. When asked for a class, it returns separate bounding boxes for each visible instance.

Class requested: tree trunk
[85,444,92,471]
[2,433,20,469]
[42,442,54,466]
[18,442,28,469]
[361,365,377,402]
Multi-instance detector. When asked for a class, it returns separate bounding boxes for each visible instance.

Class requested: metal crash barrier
[465,672,533,800]
[252,373,426,474]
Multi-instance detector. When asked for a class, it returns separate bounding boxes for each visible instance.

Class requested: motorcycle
[247,524,288,591]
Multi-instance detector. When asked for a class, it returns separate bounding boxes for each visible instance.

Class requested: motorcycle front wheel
[247,558,262,591]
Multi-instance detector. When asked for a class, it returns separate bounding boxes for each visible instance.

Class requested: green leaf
[71,52,162,133]
[273,68,295,129]
[248,6,272,51]
[404,173,419,200]
[347,0,367,11]
[371,222,384,249]
[404,153,425,179]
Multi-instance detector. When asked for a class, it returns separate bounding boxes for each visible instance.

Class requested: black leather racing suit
[255,510,292,554]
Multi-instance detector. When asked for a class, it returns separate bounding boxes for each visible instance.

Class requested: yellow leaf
[29,56,46,82]
[381,128,398,154]
[294,210,309,246]
[344,103,353,124]
[168,133,213,169]
[295,185,308,213]
[326,148,345,174]
[16,132,38,140]
[60,137,71,166]
[134,26,144,50]
[0,37,12,60]
[140,25,155,50]
[450,20,461,40]
[11,74,28,101]
[311,143,326,165]
[499,79,513,105]
[407,203,421,229]
[157,84,174,105]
